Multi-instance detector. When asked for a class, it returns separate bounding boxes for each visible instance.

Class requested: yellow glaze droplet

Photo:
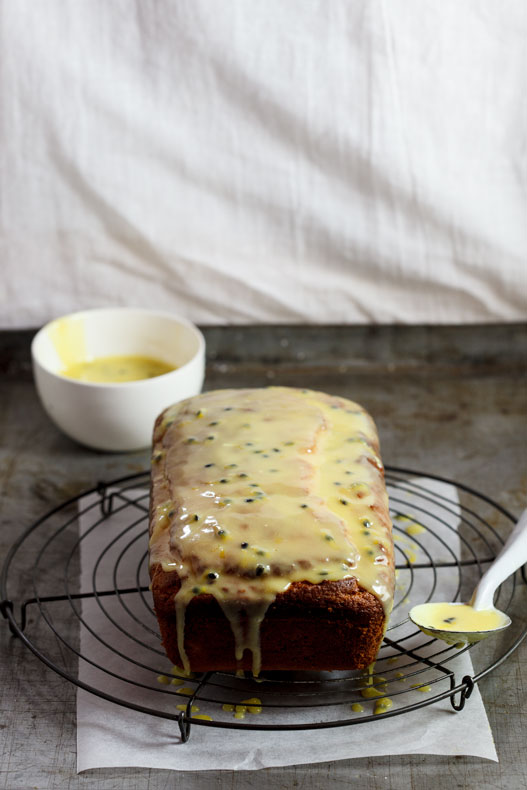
[411,684,431,693]
[193,714,213,721]
[374,697,393,714]
[222,704,235,712]
[156,675,170,685]
[395,513,418,524]
[351,702,364,713]
[405,522,425,536]
[361,686,384,699]
[60,354,176,383]
[241,697,262,714]
[176,704,200,712]
[178,686,194,696]
[395,513,425,536]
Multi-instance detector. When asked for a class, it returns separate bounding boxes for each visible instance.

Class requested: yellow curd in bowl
[60,354,176,383]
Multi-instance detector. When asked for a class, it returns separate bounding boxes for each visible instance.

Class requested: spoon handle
[471,508,527,610]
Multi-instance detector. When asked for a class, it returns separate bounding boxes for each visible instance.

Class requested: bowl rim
[31,306,206,389]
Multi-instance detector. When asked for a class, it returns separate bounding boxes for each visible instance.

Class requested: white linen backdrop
[1,0,526,327]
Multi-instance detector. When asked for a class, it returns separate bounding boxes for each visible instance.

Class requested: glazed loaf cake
[149,387,394,675]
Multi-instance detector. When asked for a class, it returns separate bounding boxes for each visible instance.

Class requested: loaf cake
[149,387,394,675]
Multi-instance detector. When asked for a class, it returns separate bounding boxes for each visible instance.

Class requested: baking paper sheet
[76,480,498,771]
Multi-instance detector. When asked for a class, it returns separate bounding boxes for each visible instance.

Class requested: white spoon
[409,508,527,645]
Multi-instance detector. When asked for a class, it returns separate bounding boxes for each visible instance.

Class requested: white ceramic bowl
[31,308,206,452]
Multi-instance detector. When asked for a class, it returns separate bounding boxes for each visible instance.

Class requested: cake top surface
[149,387,394,644]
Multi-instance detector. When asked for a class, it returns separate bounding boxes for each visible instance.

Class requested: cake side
[150,568,386,671]
[149,386,394,673]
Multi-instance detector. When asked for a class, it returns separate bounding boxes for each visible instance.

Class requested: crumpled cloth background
[1,0,525,328]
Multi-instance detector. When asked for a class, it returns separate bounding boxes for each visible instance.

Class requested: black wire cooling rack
[1,467,526,742]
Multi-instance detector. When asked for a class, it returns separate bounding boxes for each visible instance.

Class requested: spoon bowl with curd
[32,308,205,452]
[409,508,527,645]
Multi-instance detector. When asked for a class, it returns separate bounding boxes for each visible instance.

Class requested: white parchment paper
[76,480,498,771]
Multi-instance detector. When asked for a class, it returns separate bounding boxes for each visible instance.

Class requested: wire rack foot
[450,675,475,711]
[0,599,17,636]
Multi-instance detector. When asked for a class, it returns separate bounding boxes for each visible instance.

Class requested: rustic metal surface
[1,324,526,790]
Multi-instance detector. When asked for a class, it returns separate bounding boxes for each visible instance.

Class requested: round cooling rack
[1,467,526,742]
